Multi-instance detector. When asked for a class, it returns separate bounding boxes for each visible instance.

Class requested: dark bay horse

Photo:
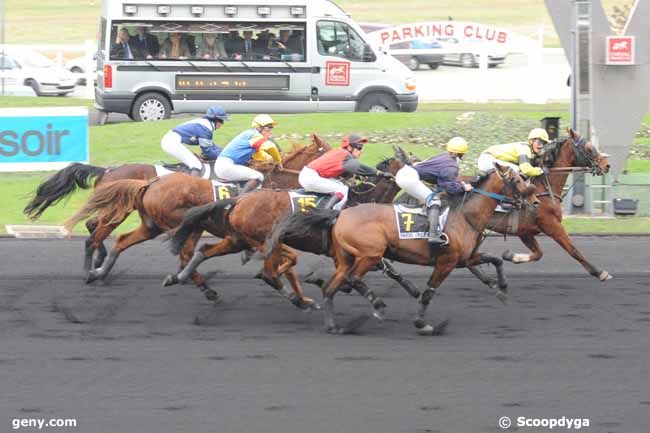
[62,139,330,300]
[164,147,412,308]
[264,165,537,334]
[25,134,329,270]
[474,129,612,282]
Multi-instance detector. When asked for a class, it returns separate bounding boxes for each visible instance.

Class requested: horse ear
[567,127,577,139]
[393,145,408,163]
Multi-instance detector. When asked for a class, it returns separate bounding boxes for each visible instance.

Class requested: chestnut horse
[25,134,328,271]
[264,165,538,334]
[62,138,330,299]
[164,147,412,308]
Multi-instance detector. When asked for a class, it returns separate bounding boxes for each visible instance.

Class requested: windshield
[17,51,55,68]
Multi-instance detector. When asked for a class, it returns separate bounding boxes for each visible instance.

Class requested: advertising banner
[0,107,88,172]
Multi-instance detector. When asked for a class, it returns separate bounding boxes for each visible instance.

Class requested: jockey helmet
[446,136,469,154]
[528,128,550,143]
[342,134,368,150]
[205,105,229,122]
[251,114,277,128]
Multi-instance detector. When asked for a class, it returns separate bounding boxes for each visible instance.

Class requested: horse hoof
[417,324,435,335]
[413,318,427,329]
[417,319,450,336]
[372,307,386,321]
[85,271,98,284]
[162,274,179,287]
[204,289,220,302]
[599,270,613,281]
[501,250,514,261]
[487,279,498,290]
[495,290,508,305]
[307,301,321,311]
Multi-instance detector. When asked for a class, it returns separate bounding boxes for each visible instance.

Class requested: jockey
[160,105,229,177]
[395,136,472,246]
[299,134,394,210]
[477,128,548,178]
[215,114,282,192]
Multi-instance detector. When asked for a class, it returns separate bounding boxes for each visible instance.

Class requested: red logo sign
[606,36,635,65]
[325,61,350,86]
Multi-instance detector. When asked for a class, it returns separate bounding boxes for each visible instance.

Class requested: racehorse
[62,138,330,300]
[469,129,612,283]
[263,165,538,334]
[24,134,329,270]
[163,146,413,309]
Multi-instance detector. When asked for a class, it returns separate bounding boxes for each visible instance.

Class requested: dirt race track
[1,236,649,433]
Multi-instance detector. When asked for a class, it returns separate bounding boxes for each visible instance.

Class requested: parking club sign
[0,107,88,172]
[606,36,635,65]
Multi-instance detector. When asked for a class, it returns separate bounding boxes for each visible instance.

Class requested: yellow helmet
[251,114,277,128]
[528,128,549,143]
[446,136,468,154]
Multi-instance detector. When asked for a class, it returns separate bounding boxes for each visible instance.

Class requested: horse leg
[178,233,221,303]
[346,256,387,321]
[86,217,108,270]
[164,236,243,288]
[87,223,161,283]
[413,261,455,336]
[541,227,611,281]
[502,234,544,264]
[376,258,420,298]
[465,253,508,304]
[321,253,357,334]
[84,220,123,283]
[257,247,315,310]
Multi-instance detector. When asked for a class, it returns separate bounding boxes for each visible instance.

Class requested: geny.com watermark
[12,418,77,430]
[499,416,590,430]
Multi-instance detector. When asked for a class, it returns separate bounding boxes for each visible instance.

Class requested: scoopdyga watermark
[499,416,590,430]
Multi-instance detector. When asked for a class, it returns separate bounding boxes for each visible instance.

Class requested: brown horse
[24,134,329,271]
[62,138,331,300]
[470,128,612,283]
[264,165,538,334]
[164,147,412,308]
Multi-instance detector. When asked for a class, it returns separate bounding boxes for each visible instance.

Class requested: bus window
[108,21,306,62]
[317,21,374,62]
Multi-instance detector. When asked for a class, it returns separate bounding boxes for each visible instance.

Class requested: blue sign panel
[0,107,88,171]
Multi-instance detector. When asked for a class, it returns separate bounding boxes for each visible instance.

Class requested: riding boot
[322,193,342,210]
[426,204,447,246]
[189,168,202,177]
[240,178,261,193]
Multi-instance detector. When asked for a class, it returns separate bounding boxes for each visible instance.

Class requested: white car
[437,37,508,68]
[65,55,97,85]
[0,49,77,96]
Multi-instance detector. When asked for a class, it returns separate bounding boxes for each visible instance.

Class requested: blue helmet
[205,105,229,122]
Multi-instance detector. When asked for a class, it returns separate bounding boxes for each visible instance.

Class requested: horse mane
[538,136,568,167]
[375,156,394,171]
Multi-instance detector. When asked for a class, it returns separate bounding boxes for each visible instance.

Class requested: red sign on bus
[325,61,350,86]
[606,36,635,65]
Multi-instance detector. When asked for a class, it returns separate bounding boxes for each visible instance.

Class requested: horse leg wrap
[420,288,436,306]
[178,251,205,283]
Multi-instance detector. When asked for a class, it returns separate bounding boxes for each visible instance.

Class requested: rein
[471,188,514,204]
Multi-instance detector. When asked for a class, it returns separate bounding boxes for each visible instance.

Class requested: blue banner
[0,107,88,171]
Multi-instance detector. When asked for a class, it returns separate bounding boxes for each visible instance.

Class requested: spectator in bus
[184,34,197,57]
[269,29,292,57]
[111,28,142,60]
[159,32,191,59]
[255,29,276,53]
[225,31,244,57]
[133,26,159,59]
[241,30,258,58]
[287,30,305,55]
[198,33,227,59]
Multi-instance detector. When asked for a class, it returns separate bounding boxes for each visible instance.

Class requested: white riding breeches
[298,167,349,209]
[214,156,264,182]
[395,165,434,204]
[477,153,520,174]
[161,131,202,170]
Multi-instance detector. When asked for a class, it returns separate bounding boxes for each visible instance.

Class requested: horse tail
[23,163,107,220]
[264,208,338,259]
[169,198,238,256]
[63,179,149,233]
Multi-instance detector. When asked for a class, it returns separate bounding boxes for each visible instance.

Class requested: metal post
[1,0,6,96]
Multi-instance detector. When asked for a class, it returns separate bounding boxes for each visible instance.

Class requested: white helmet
[251,114,277,128]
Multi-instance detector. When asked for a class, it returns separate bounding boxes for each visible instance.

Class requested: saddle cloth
[288,191,330,214]
[211,180,239,202]
[393,204,449,240]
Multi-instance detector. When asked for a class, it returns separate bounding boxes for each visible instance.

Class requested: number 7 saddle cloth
[393,204,449,240]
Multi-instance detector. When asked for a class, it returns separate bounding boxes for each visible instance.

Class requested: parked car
[1,49,76,96]
[390,39,443,71]
[65,54,97,85]
[437,37,507,68]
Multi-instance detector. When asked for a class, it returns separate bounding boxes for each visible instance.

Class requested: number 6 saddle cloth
[393,204,449,240]
[211,180,239,201]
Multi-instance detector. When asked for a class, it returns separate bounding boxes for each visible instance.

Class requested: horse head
[542,128,610,176]
[493,163,539,208]
[281,133,331,169]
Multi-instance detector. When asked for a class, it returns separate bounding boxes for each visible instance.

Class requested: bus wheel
[131,92,172,121]
[357,92,398,112]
